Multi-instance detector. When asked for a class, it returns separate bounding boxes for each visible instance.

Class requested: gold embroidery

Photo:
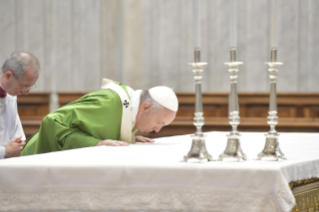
[290,178,319,212]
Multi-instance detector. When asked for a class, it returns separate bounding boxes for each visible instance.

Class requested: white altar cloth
[0,132,319,212]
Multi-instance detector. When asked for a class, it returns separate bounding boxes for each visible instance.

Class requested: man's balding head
[1,52,40,79]
[0,52,40,96]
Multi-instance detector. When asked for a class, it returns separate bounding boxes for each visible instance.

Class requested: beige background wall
[0,0,318,93]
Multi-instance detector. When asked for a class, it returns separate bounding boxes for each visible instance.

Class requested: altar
[0,131,318,212]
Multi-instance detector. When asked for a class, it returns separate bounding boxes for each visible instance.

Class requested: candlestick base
[218,133,246,162]
[183,134,213,162]
[256,134,286,161]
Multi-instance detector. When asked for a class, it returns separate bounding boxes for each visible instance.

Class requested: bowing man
[0,52,40,159]
[21,78,178,156]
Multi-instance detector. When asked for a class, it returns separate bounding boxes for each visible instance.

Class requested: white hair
[140,90,164,112]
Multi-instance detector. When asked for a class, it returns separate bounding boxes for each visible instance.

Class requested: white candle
[229,0,237,48]
[271,0,278,48]
[193,0,201,49]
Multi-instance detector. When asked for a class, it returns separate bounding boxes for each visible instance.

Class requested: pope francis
[21,78,178,156]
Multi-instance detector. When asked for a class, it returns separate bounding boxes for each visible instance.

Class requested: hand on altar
[135,135,155,143]
[6,136,25,158]
[97,139,129,146]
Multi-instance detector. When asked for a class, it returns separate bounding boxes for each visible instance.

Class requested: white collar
[130,89,142,126]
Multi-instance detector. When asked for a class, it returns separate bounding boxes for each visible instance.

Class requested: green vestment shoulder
[21,85,129,156]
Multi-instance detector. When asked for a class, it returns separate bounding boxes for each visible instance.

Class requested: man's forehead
[21,68,38,82]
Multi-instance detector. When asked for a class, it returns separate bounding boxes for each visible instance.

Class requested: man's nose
[154,126,162,133]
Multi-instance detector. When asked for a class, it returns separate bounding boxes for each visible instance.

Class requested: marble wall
[0,0,318,93]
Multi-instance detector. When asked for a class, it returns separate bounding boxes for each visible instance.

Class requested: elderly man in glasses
[0,52,40,159]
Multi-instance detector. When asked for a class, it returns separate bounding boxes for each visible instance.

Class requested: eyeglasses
[22,84,37,91]
[11,72,38,92]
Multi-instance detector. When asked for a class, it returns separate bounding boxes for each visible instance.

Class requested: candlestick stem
[256,48,285,161]
[218,48,246,162]
[183,49,212,162]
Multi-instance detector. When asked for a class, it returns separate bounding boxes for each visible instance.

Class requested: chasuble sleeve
[61,129,100,150]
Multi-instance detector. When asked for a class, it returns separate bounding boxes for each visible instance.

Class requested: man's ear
[141,102,151,112]
[4,71,13,80]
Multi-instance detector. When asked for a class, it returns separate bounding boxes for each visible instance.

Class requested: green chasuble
[21,84,130,156]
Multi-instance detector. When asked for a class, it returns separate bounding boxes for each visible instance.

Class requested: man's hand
[135,135,155,143]
[96,139,129,146]
[5,136,25,158]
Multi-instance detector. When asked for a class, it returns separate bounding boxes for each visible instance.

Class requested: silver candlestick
[256,48,286,161]
[218,48,246,162]
[183,48,212,162]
